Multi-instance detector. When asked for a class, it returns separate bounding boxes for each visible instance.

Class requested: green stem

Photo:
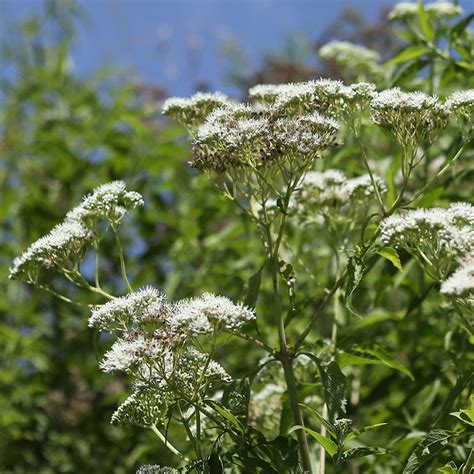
[354,131,386,214]
[407,142,467,206]
[150,424,189,462]
[234,331,273,354]
[111,223,133,293]
[37,284,90,307]
[463,447,474,474]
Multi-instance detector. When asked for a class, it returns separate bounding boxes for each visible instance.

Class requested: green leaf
[299,403,337,439]
[243,263,265,308]
[455,60,474,71]
[392,58,430,86]
[346,423,388,440]
[361,345,414,381]
[403,430,453,473]
[386,46,431,66]
[344,256,367,316]
[303,354,347,422]
[261,436,299,471]
[205,400,244,433]
[450,13,474,41]
[459,395,474,422]
[418,0,435,42]
[437,461,458,473]
[289,426,338,457]
[377,247,403,271]
[341,446,387,461]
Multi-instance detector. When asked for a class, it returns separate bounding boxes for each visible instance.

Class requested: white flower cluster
[292,169,386,222]
[441,257,474,297]
[65,180,144,228]
[371,88,449,150]
[319,41,381,78]
[162,92,231,130]
[89,287,255,336]
[137,466,178,474]
[249,79,377,116]
[10,181,143,283]
[388,2,463,21]
[90,287,253,426]
[191,103,339,171]
[89,286,168,332]
[446,89,474,137]
[171,293,255,336]
[380,203,474,279]
[10,221,93,282]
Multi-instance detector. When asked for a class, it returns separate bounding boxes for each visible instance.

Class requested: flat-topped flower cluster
[10,181,143,283]
[380,203,474,280]
[388,1,464,22]
[89,286,255,427]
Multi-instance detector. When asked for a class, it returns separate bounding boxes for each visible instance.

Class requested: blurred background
[0,0,417,97]
[1,1,472,473]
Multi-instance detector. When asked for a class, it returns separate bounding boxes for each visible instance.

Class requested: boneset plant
[10,4,474,473]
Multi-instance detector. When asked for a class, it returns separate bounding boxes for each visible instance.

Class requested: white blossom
[380,203,474,279]
[388,2,463,21]
[99,332,167,372]
[65,180,143,228]
[319,41,381,78]
[446,90,474,111]
[441,257,474,297]
[171,293,255,336]
[89,286,169,332]
[371,88,449,148]
[293,169,386,210]
[10,220,93,282]
[136,466,178,474]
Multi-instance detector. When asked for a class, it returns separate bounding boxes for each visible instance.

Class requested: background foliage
[0,1,473,473]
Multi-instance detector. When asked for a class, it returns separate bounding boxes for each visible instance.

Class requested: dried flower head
[162,92,231,130]
[65,180,144,229]
[380,203,474,279]
[10,221,93,283]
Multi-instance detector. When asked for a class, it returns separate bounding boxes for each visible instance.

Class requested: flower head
[446,89,474,137]
[111,387,169,427]
[319,41,381,79]
[292,169,386,224]
[171,293,255,336]
[380,203,474,279]
[162,92,231,130]
[65,180,143,228]
[388,2,463,21]
[10,221,93,282]
[441,257,474,297]
[371,88,449,152]
[89,286,169,332]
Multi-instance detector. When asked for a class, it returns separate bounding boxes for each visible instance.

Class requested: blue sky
[1,0,473,96]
